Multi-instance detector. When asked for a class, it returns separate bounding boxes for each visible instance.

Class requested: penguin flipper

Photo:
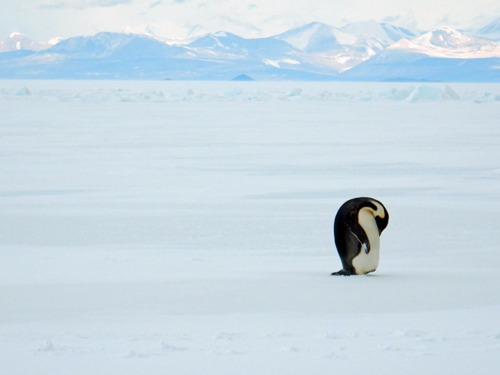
[350,221,370,254]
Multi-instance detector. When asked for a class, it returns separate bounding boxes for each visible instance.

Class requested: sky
[1,0,500,41]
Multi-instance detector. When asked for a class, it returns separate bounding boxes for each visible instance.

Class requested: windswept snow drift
[1,80,499,375]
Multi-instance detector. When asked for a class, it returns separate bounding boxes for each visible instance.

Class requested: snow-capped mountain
[186,15,262,39]
[273,21,416,71]
[341,27,500,82]
[0,31,335,80]
[380,22,418,41]
[1,20,500,81]
[45,32,186,60]
[342,20,417,45]
[386,27,500,58]
[185,31,297,59]
[0,32,62,52]
[275,22,352,52]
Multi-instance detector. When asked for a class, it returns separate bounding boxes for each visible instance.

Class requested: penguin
[331,197,389,276]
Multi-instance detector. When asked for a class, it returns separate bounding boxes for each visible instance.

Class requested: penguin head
[363,198,389,235]
[375,213,389,235]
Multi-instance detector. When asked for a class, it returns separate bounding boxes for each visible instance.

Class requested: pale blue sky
[2,0,499,40]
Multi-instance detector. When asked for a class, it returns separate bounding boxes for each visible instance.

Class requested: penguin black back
[332,197,389,276]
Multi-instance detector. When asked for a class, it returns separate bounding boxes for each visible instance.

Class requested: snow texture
[1,80,500,375]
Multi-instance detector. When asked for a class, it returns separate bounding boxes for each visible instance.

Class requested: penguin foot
[331,269,353,276]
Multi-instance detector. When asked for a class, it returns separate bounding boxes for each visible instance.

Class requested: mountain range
[1,18,500,81]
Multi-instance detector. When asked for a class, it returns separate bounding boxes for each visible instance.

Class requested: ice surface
[0,80,499,374]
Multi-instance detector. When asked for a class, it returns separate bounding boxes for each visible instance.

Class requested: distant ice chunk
[316,91,333,99]
[285,88,302,98]
[245,91,268,101]
[385,85,461,102]
[38,340,55,352]
[357,91,374,101]
[406,86,443,102]
[15,87,31,96]
[223,88,243,98]
[444,85,460,100]
[139,91,164,101]
[473,92,500,103]
[159,340,187,352]
[377,88,398,98]
[388,88,414,101]
[184,89,195,100]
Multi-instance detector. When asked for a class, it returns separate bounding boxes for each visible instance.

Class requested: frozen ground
[1,80,500,374]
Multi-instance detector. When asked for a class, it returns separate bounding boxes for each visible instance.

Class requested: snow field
[1,81,500,374]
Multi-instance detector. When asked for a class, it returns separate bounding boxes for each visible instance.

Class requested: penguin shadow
[330,271,417,282]
[329,269,404,278]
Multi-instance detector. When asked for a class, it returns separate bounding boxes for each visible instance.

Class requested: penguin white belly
[352,208,380,274]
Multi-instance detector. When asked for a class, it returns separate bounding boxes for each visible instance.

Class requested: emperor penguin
[332,197,389,276]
